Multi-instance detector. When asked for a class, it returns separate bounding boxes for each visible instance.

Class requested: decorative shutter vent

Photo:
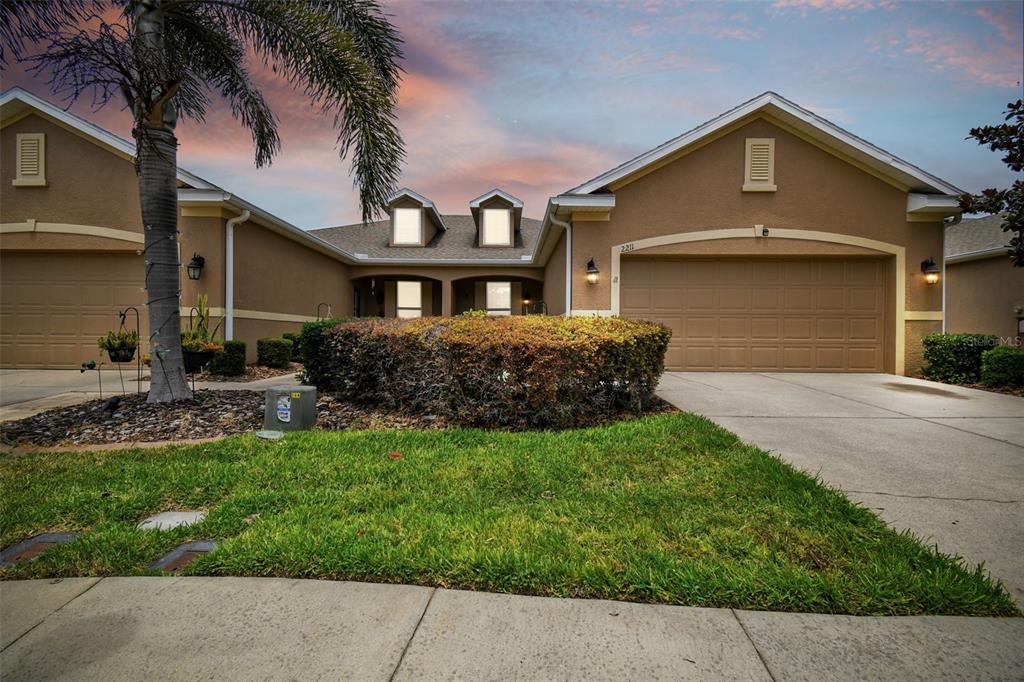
[13,133,47,186]
[743,137,776,192]
[748,143,770,182]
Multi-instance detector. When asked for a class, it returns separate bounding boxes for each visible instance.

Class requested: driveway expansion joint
[730,609,777,682]
[844,489,1020,505]
[387,586,436,682]
[0,577,103,654]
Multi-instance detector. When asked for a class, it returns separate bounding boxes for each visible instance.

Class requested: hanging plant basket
[183,349,217,373]
[107,347,137,363]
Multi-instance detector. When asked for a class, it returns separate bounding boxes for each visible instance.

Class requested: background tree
[958,99,1023,267]
[2,0,404,401]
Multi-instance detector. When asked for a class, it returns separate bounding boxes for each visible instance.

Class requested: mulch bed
[0,390,442,447]
[192,363,301,383]
[962,383,1024,397]
[0,390,677,448]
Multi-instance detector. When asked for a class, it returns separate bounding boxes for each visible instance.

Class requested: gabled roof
[568,91,963,196]
[386,187,447,231]
[946,215,1011,262]
[469,188,523,209]
[0,87,216,190]
[3,87,362,265]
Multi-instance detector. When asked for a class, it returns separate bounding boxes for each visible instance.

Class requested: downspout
[224,209,250,340]
[941,213,961,334]
[549,213,572,315]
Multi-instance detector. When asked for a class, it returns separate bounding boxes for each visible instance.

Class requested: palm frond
[172,0,404,221]
[0,0,92,66]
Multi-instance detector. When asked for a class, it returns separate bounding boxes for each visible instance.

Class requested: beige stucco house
[1,88,350,366]
[945,215,1023,342]
[2,89,964,374]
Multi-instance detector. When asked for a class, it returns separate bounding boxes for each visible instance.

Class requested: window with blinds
[743,138,776,192]
[13,133,47,187]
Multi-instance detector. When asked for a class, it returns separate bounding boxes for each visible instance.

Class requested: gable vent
[13,133,47,187]
[743,137,776,192]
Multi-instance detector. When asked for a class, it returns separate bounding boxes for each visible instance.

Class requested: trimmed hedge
[257,337,293,368]
[922,333,998,384]
[207,340,246,376]
[297,318,351,384]
[304,316,672,429]
[981,346,1024,388]
[282,331,303,363]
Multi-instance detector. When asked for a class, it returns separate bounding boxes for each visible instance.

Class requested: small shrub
[304,316,672,429]
[207,340,246,376]
[922,333,998,384]
[298,318,350,383]
[282,331,303,363]
[981,346,1024,387]
[257,337,293,368]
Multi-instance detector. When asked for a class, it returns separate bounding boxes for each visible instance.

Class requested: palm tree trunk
[133,0,188,403]
[139,127,190,402]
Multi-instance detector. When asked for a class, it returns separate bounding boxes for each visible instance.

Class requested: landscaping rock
[137,511,207,531]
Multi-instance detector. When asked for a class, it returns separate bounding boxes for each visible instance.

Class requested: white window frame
[485,281,512,316]
[392,208,422,245]
[481,208,512,246]
[396,281,422,318]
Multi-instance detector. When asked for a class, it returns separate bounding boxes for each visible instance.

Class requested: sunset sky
[4,0,1022,227]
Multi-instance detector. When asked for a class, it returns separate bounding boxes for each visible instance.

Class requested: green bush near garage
[257,337,293,368]
[921,332,999,384]
[282,332,303,363]
[297,318,351,384]
[207,340,246,376]
[981,345,1024,388]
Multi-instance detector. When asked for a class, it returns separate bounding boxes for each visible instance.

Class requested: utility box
[264,385,317,431]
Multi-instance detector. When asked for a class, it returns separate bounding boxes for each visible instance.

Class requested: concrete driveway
[657,372,1024,606]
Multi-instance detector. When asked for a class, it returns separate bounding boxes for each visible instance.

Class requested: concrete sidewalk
[2,577,1022,681]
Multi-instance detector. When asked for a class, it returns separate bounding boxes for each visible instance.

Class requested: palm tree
[2,0,404,401]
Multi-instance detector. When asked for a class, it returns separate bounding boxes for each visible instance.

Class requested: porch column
[441,280,453,316]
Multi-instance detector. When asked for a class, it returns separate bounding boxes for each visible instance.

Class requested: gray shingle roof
[310,214,542,261]
[946,215,1012,259]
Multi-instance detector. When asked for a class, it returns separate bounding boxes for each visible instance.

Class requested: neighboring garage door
[620,257,887,372]
[1,252,145,368]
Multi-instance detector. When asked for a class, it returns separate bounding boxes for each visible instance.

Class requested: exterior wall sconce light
[586,258,600,285]
[920,257,939,285]
[186,253,205,281]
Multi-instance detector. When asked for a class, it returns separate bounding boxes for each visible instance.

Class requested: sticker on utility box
[276,395,292,423]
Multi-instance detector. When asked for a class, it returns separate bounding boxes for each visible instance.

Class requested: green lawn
[0,413,1016,616]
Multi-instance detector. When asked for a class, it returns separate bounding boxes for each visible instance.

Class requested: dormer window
[470,189,523,248]
[481,208,512,246]
[392,207,422,245]
[385,188,446,248]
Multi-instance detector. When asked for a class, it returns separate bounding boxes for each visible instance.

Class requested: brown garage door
[1,252,146,368]
[620,257,887,372]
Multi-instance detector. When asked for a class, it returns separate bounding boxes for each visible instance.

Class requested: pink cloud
[770,0,891,12]
[902,26,1021,88]
[974,5,1023,45]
